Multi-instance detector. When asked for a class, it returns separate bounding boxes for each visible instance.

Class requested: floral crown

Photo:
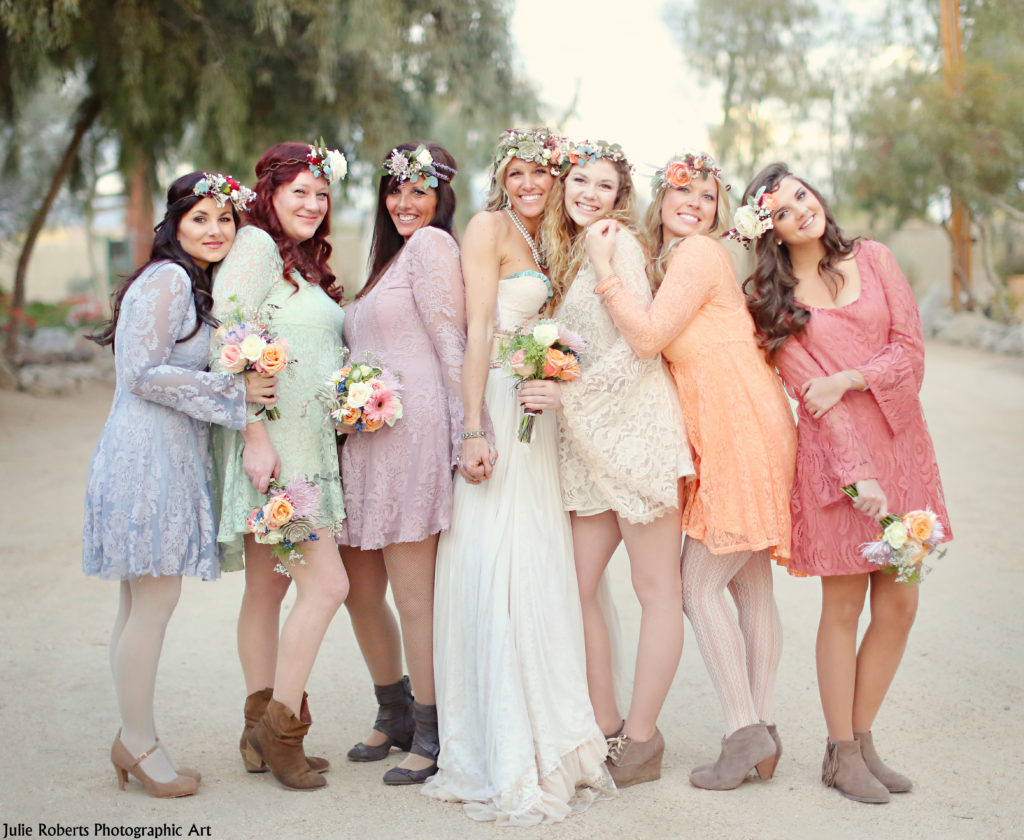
[491,128,568,176]
[650,153,728,194]
[259,138,348,184]
[382,144,456,188]
[725,186,777,250]
[566,140,633,172]
[192,173,256,213]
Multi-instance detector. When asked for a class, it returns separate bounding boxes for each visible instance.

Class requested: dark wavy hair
[360,141,458,299]
[251,141,339,300]
[89,171,236,350]
[742,162,857,355]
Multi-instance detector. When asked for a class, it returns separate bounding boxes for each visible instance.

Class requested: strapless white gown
[423,271,615,825]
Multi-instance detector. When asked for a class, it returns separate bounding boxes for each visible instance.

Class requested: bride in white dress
[423,130,614,824]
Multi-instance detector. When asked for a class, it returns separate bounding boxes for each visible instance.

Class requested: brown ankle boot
[689,723,778,790]
[606,727,665,788]
[822,739,890,804]
[247,699,326,791]
[241,689,329,774]
[855,731,912,793]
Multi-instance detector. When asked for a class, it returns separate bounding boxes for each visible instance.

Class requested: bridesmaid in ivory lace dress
[423,128,613,824]
[592,152,796,790]
[337,142,466,786]
[541,140,694,787]
[741,163,951,804]
[211,141,350,791]
[84,172,268,797]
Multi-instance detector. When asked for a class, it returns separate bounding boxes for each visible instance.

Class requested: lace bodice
[555,228,693,523]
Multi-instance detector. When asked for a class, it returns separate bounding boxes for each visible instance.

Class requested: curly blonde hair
[541,158,639,311]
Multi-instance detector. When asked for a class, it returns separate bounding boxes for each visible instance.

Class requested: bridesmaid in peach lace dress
[592,152,795,791]
[742,163,951,805]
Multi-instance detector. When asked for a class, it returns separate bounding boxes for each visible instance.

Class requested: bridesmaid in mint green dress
[211,141,348,792]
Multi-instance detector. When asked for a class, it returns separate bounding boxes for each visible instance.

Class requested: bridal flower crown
[192,173,256,213]
[382,145,456,188]
[651,152,727,193]
[306,138,348,184]
[566,140,633,172]
[726,186,777,250]
[492,128,568,175]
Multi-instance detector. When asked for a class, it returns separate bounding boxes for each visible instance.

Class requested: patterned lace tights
[681,540,782,735]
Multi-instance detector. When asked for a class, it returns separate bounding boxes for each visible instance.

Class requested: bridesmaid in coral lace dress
[593,152,795,791]
[542,140,694,787]
[742,163,951,805]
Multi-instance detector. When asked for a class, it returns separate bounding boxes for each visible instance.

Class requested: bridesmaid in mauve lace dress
[742,163,951,805]
[83,171,267,797]
[541,140,694,788]
[337,142,466,786]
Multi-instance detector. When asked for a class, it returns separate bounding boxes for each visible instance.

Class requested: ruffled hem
[422,733,615,826]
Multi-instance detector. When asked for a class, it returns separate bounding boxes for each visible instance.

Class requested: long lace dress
[210,226,347,570]
[601,235,796,561]
[423,270,614,825]
[83,261,246,581]
[773,240,951,575]
[336,226,466,549]
[555,228,694,521]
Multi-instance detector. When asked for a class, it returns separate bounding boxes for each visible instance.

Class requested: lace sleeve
[408,227,469,467]
[775,335,875,495]
[856,242,926,436]
[119,264,246,429]
[211,226,283,423]
[602,235,721,358]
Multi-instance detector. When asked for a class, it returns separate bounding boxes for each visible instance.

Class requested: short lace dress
[82,261,247,581]
[210,226,346,571]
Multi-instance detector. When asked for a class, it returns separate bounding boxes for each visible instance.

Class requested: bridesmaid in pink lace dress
[337,142,466,786]
[742,163,951,805]
[593,152,795,791]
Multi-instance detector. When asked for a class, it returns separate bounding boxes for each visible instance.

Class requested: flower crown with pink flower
[566,140,634,172]
[382,144,456,187]
[192,173,256,213]
[491,128,568,176]
[725,186,777,250]
[650,152,728,194]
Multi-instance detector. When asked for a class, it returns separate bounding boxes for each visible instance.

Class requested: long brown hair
[742,162,856,355]
[251,142,339,301]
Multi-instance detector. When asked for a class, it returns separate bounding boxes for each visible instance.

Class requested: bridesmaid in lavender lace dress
[338,141,466,786]
[83,172,269,797]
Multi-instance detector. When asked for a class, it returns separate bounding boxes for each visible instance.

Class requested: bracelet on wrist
[595,275,622,297]
[461,429,486,440]
[841,370,860,390]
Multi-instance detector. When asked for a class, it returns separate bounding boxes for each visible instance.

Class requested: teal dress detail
[504,269,552,301]
[210,226,346,572]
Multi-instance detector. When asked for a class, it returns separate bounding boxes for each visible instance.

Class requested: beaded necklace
[504,206,547,271]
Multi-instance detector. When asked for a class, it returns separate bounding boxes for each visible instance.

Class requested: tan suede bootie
[689,723,778,790]
[241,689,328,774]
[822,739,890,804]
[855,730,913,793]
[606,727,665,788]
[247,699,326,791]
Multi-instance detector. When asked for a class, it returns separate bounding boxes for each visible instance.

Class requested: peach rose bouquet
[214,300,291,420]
[316,352,403,435]
[246,475,322,575]
[499,320,585,444]
[842,485,947,583]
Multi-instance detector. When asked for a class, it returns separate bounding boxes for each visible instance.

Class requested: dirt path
[1,341,1021,840]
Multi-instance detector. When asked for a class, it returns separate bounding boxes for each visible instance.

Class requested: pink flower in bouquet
[510,348,535,377]
[363,387,399,425]
[220,343,248,374]
[245,508,263,534]
[280,475,321,520]
[556,326,586,353]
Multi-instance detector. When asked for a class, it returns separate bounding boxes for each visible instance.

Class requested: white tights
[681,540,782,735]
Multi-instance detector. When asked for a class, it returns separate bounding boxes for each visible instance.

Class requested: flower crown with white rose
[382,144,456,187]
[566,140,634,172]
[258,138,348,184]
[650,152,728,194]
[192,173,257,213]
[725,186,777,250]
[491,128,568,176]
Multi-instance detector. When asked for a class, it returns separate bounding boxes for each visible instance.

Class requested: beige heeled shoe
[689,723,778,790]
[606,727,665,788]
[111,737,198,798]
[115,729,200,783]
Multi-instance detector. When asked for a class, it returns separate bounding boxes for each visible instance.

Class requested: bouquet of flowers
[215,303,290,420]
[499,320,585,444]
[842,485,946,583]
[316,355,403,434]
[247,476,321,575]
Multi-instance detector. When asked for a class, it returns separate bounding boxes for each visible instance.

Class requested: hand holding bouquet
[842,485,946,583]
[499,320,585,443]
[247,476,321,575]
[216,303,290,420]
[317,355,403,434]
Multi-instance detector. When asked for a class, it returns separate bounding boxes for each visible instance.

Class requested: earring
[775,239,782,246]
